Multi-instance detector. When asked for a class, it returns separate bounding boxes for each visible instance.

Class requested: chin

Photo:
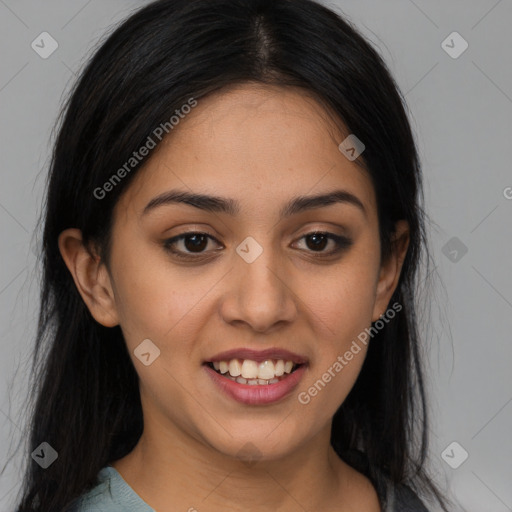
[201,424,306,464]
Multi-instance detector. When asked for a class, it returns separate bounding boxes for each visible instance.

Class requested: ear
[371,220,410,322]
[58,228,119,327]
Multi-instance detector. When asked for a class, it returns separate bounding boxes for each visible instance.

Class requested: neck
[112,414,352,511]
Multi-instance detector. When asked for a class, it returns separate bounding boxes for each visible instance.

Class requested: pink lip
[204,363,307,405]
[205,348,308,364]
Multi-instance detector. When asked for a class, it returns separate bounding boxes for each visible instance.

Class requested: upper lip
[205,348,308,365]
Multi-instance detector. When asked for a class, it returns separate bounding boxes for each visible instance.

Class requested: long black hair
[10,0,450,510]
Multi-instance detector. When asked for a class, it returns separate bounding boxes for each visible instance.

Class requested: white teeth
[257,360,275,380]
[241,359,259,379]
[284,361,294,374]
[274,360,285,376]
[211,358,300,381]
[228,359,242,377]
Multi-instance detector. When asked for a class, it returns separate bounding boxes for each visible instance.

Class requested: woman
[14,0,451,510]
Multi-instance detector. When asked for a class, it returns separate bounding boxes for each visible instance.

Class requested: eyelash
[162,231,353,261]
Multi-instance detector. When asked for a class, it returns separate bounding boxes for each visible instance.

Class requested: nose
[220,245,298,333]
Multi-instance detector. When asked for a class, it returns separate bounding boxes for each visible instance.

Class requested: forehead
[117,83,377,222]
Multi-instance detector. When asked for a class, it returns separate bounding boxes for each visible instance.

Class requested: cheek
[298,253,379,342]
[109,246,215,355]
[110,255,216,424]
[293,252,378,412]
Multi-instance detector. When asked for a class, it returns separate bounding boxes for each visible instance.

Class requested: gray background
[1,1,511,510]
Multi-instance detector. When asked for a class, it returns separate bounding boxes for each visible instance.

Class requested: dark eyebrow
[142,189,366,218]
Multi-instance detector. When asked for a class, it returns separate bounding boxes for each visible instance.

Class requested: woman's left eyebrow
[142,188,366,219]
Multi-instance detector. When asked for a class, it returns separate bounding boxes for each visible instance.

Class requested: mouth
[204,359,304,385]
[202,349,308,405]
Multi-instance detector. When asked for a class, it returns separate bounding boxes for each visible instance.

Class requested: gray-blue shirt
[73,465,429,511]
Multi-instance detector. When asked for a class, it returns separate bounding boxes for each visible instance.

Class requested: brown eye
[163,230,352,262]
[181,233,209,253]
[163,232,221,259]
[295,231,353,255]
[305,232,329,251]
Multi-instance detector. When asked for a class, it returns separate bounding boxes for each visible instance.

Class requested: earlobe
[372,220,410,322]
[57,228,119,327]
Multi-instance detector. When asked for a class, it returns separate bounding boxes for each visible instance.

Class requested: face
[63,83,407,463]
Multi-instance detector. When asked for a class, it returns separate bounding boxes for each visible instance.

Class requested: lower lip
[204,364,307,405]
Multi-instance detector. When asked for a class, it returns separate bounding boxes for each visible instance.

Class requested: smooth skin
[59,83,409,512]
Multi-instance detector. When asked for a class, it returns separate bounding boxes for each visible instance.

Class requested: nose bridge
[237,234,285,301]
[224,234,296,331]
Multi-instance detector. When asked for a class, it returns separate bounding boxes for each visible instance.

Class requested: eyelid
[162,229,352,260]
[162,231,222,258]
